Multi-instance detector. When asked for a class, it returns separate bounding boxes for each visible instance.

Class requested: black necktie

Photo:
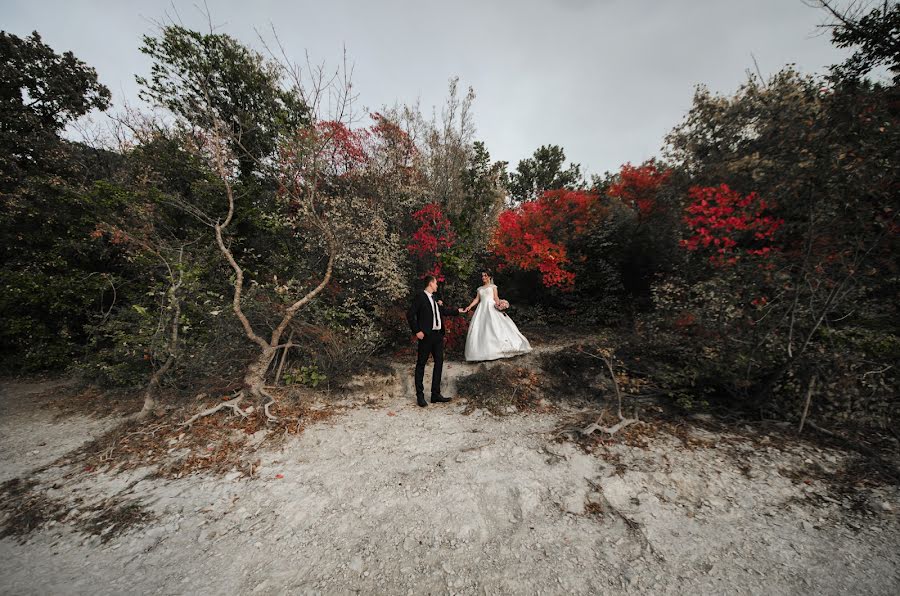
[430,294,440,330]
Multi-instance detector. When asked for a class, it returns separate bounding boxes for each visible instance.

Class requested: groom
[406,275,464,407]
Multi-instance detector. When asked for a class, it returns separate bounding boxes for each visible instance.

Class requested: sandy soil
[0,379,124,484]
[0,353,898,595]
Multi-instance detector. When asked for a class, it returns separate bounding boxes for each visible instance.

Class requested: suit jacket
[406,290,460,337]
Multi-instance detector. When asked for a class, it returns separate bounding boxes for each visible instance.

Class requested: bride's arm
[465,293,480,312]
[492,286,501,304]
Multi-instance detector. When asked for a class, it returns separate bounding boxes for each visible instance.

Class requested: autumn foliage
[280,114,418,192]
[315,120,370,174]
[407,203,456,281]
[405,202,468,347]
[679,184,784,267]
[607,161,672,219]
[491,189,602,291]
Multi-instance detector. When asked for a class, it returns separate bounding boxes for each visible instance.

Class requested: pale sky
[1,0,865,177]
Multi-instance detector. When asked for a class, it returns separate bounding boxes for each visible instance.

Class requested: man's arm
[439,304,464,317]
[434,292,463,316]
[407,294,423,334]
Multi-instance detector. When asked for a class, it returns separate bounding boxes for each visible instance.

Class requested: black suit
[406,290,461,400]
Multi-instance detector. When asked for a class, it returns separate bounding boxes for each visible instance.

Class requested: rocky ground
[1,344,898,595]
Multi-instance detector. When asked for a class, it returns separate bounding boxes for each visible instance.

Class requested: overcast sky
[1,0,864,177]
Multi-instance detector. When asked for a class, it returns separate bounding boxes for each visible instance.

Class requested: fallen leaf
[275,473,284,479]
[387,411,396,416]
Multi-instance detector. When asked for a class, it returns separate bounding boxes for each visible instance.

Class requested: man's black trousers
[415,332,444,399]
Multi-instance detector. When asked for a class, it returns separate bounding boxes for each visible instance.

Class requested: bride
[463,271,532,362]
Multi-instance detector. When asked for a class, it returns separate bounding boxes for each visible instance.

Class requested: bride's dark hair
[481,270,493,282]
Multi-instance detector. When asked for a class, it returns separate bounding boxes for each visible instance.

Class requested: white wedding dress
[464,284,532,361]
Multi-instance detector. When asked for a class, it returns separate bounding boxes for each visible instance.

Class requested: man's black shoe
[431,395,452,403]
[417,398,428,407]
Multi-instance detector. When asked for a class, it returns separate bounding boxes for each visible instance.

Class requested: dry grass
[67,389,343,479]
[456,362,551,416]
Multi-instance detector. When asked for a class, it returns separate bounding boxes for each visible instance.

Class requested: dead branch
[580,417,640,437]
[798,374,817,433]
[274,329,294,386]
[263,399,278,423]
[182,394,248,427]
[788,198,816,358]
[576,347,624,416]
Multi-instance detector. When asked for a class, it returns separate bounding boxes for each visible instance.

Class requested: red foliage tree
[407,202,456,281]
[316,120,371,174]
[607,161,672,219]
[369,111,418,173]
[679,184,784,267]
[491,189,602,290]
[441,315,468,352]
[281,116,409,191]
[406,202,467,347]
[277,120,372,209]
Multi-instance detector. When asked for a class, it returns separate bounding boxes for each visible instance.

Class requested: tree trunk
[135,267,183,420]
[274,329,294,386]
[136,352,175,419]
[244,346,278,397]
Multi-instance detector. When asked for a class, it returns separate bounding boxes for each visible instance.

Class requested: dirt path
[1,356,898,595]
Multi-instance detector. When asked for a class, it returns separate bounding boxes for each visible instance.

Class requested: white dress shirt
[424,290,441,331]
